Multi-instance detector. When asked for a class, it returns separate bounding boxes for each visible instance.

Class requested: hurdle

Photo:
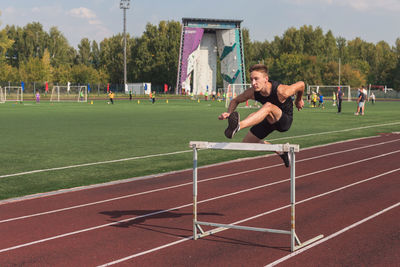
[189,141,323,252]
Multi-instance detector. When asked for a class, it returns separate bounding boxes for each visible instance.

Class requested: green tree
[372,41,396,85]
[91,40,100,69]
[77,38,91,66]
[390,38,400,90]
[99,34,128,83]
[47,26,74,67]
[70,64,99,84]
[0,64,19,82]
[53,65,71,84]
[323,30,338,62]
[129,20,180,87]
[274,53,303,84]
[0,20,14,63]
[336,36,347,63]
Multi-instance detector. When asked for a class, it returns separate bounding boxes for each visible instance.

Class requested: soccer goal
[308,85,351,102]
[0,87,5,104]
[3,86,23,102]
[225,83,259,108]
[50,85,87,102]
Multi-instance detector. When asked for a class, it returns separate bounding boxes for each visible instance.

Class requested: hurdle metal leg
[190,141,323,251]
[193,147,198,240]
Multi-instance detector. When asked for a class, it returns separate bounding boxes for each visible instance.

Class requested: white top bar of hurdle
[189,141,299,153]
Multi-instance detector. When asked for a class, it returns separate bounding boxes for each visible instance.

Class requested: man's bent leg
[242,131,264,144]
[240,103,282,129]
[242,129,289,168]
[225,112,240,139]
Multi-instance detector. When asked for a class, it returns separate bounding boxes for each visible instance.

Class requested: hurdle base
[293,234,324,251]
[194,221,323,252]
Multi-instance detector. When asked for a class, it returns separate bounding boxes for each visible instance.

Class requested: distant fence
[368,89,400,99]
[0,82,176,96]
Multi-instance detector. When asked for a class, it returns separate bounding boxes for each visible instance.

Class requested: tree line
[0,18,399,92]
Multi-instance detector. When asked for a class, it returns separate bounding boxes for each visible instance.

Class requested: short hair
[249,64,269,76]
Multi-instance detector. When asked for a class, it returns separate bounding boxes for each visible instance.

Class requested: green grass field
[1,98,399,200]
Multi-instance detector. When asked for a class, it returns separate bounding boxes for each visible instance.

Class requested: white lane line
[269,121,400,141]
[1,122,399,179]
[265,202,400,267]
[1,139,399,224]
[1,151,398,255]
[0,132,397,206]
[98,168,400,266]
[0,206,190,254]
[0,150,192,179]
[96,238,192,267]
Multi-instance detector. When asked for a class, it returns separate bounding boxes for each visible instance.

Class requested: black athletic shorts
[250,112,293,140]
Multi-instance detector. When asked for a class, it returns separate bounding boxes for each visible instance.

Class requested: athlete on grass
[218,64,305,167]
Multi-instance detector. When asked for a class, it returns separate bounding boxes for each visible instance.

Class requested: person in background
[336,87,343,113]
[313,91,318,107]
[355,87,366,115]
[35,91,40,103]
[318,93,324,109]
[332,91,336,106]
[109,91,115,104]
[370,92,376,104]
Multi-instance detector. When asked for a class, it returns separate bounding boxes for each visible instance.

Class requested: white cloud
[68,7,97,19]
[344,0,400,11]
[285,0,400,12]
[3,6,16,15]
[89,19,102,25]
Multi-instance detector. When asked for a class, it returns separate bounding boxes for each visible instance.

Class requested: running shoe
[279,152,290,168]
[224,111,240,139]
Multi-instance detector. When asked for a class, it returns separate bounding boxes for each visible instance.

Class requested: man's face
[250,70,268,91]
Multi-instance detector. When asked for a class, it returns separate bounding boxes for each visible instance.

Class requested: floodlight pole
[338,57,341,87]
[120,0,130,93]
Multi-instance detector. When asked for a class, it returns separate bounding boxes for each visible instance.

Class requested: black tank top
[254,80,293,117]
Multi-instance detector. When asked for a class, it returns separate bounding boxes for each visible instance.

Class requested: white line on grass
[0,151,398,255]
[265,201,400,267]
[1,121,399,179]
[1,139,399,224]
[98,169,400,266]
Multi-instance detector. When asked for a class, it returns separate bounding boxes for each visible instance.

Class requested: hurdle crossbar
[189,141,323,252]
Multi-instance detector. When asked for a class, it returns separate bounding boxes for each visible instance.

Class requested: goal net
[3,86,23,102]
[50,85,87,102]
[308,85,351,102]
[225,83,259,108]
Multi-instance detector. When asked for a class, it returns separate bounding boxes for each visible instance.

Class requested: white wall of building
[193,33,217,95]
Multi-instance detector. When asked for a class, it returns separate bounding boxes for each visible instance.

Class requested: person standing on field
[355,86,366,115]
[109,91,115,104]
[218,64,305,167]
[336,87,343,113]
[36,91,40,103]
[370,92,375,104]
[332,91,336,106]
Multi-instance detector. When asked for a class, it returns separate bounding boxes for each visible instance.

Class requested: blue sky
[1,0,399,48]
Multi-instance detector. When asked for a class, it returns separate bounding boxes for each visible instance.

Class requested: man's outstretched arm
[278,81,305,110]
[218,88,254,120]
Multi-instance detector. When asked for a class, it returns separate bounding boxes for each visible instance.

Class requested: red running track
[0,133,399,266]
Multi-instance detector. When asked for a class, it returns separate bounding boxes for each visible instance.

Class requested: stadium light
[120,0,131,92]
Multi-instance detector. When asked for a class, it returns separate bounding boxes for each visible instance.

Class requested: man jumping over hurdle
[218,64,305,167]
